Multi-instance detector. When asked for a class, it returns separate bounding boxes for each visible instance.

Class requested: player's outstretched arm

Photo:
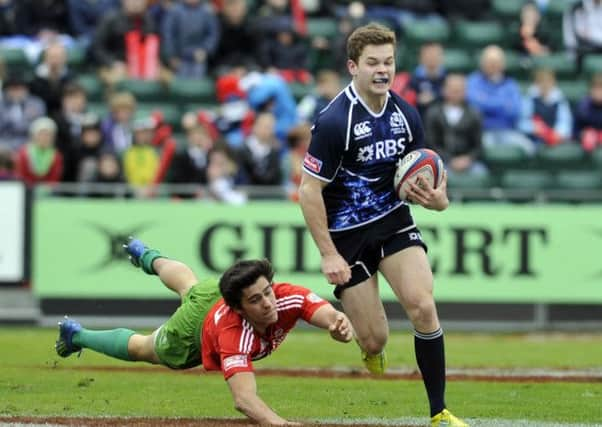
[298,173,351,285]
[227,372,300,425]
[308,305,354,343]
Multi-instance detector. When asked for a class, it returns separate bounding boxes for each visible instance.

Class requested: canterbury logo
[353,121,372,138]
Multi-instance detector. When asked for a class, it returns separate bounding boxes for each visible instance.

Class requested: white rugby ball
[394,148,444,200]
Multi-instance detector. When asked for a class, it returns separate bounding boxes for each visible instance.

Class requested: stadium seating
[77,74,104,101]
[557,80,589,106]
[500,169,555,190]
[556,170,602,190]
[583,55,602,77]
[306,18,338,39]
[536,143,586,170]
[491,0,524,21]
[591,147,602,168]
[532,53,578,79]
[443,49,475,74]
[452,21,506,49]
[403,20,450,46]
[483,145,531,172]
[115,79,165,102]
[0,47,29,72]
[169,78,215,104]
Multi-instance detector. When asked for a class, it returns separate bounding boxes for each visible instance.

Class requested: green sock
[72,328,136,361]
[141,249,165,275]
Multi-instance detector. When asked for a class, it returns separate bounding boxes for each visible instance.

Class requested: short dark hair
[219,259,274,309]
[347,23,396,63]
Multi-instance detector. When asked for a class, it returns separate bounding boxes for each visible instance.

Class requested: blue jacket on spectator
[161,1,219,63]
[466,71,523,131]
[574,97,602,135]
[67,0,119,45]
[242,73,298,144]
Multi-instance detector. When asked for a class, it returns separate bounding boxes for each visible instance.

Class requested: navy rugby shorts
[331,207,427,299]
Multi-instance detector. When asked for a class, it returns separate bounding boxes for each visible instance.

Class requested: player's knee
[405,298,437,326]
[127,334,156,362]
[358,333,387,354]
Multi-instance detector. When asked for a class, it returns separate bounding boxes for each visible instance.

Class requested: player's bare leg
[125,237,198,297]
[380,246,467,426]
[339,275,389,374]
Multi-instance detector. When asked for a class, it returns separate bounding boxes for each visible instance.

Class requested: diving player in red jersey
[55,237,353,425]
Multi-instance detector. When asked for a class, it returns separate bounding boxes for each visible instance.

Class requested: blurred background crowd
[0,0,601,202]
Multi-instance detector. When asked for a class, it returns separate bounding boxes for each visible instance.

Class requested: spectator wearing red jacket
[15,117,63,186]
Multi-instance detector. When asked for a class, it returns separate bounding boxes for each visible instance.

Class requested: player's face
[238,277,278,329]
[348,44,395,98]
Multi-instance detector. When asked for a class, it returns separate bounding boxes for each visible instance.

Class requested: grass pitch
[1,327,601,426]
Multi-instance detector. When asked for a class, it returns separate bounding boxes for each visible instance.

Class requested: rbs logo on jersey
[356,138,407,163]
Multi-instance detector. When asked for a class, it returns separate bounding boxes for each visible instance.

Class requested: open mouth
[373,76,389,85]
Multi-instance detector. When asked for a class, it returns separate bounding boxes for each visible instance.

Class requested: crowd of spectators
[0,0,601,202]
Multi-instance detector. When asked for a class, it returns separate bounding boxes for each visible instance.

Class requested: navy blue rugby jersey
[303,83,425,231]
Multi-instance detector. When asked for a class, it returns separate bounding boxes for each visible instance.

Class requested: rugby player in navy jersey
[298,23,469,427]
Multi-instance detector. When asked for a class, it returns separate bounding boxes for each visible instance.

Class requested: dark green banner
[34,199,602,303]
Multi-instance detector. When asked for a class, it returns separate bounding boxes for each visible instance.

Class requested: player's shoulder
[314,85,354,123]
[273,282,310,298]
[388,90,421,120]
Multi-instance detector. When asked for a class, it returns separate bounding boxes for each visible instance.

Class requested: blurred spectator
[161,0,219,79]
[0,0,19,37]
[364,0,442,35]
[207,143,247,204]
[438,0,491,21]
[284,122,311,201]
[240,71,299,143]
[212,0,259,71]
[122,115,159,192]
[53,83,89,181]
[93,0,164,86]
[72,113,106,182]
[0,54,5,88]
[330,8,366,74]
[513,1,550,57]
[169,118,216,197]
[466,45,535,155]
[238,111,282,186]
[214,68,255,148]
[88,150,127,197]
[519,69,573,147]
[409,42,446,118]
[575,73,602,151]
[0,146,15,180]
[425,74,486,177]
[563,0,602,68]
[67,0,120,49]
[15,117,63,185]
[147,0,177,30]
[0,74,46,152]
[101,91,136,154]
[30,42,74,116]
[258,17,310,83]
[16,0,70,38]
[297,69,343,123]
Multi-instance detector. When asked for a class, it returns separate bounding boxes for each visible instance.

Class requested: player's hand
[406,170,449,211]
[321,253,351,285]
[328,312,353,343]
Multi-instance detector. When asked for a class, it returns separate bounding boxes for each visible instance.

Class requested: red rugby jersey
[201,283,328,379]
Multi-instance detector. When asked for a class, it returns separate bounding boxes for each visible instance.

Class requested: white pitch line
[313,417,602,426]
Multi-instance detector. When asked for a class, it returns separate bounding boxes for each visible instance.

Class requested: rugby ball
[394,148,444,201]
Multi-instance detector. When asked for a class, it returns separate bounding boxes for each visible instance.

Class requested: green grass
[1,327,602,425]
